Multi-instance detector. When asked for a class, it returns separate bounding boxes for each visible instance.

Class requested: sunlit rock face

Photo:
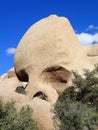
[14,15,93,101]
[0,15,96,130]
[0,68,58,130]
[84,43,98,65]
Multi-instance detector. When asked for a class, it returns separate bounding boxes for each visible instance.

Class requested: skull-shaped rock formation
[0,15,95,130]
[14,15,93,105]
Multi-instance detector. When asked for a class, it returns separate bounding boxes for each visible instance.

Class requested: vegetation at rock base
[55,65,98,130]
[1,65,98,130]
[0,99,39,130]
[15,86,26,95]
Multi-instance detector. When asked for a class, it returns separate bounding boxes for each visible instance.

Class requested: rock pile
[0,15,97,130]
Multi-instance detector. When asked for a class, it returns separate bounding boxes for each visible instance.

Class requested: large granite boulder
[14,15,93,103]
[0,15,96,130]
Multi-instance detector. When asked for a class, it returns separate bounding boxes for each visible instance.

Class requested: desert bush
[55,98,98,130]
[15,86,26,95]
[0,99,38,130]
[55,65,98,130]
[73,65,98,108]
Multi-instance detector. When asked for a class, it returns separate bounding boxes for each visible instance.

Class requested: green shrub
[55,99,98,130]
[15,86,26,95]
[0,99,39,130]
[55,65,98,130]
[73,65,98,108]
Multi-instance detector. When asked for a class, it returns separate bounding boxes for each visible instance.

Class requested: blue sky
[0,0,98,75]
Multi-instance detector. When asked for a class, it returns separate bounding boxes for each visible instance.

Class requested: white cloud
[93,33,98,41]
[6,48,16,55]
[76,33,98,46]
[86,24,98,31]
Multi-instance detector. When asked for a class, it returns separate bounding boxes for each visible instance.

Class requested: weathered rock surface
[85,43,98,57]
[84,44,98,65]
[0,68,57,130]
[0,15,97,130]
[14,15,93,104]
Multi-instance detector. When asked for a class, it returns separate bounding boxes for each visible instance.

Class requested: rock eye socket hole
[33,91,48,101]
[42,66,71,84]
[15,69,29,82]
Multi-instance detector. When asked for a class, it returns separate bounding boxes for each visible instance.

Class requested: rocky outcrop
[84,44,98,65]
[0,15,97,130]
[0,68,58,130]
[14,15,93,104]
[85,43,98,57]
